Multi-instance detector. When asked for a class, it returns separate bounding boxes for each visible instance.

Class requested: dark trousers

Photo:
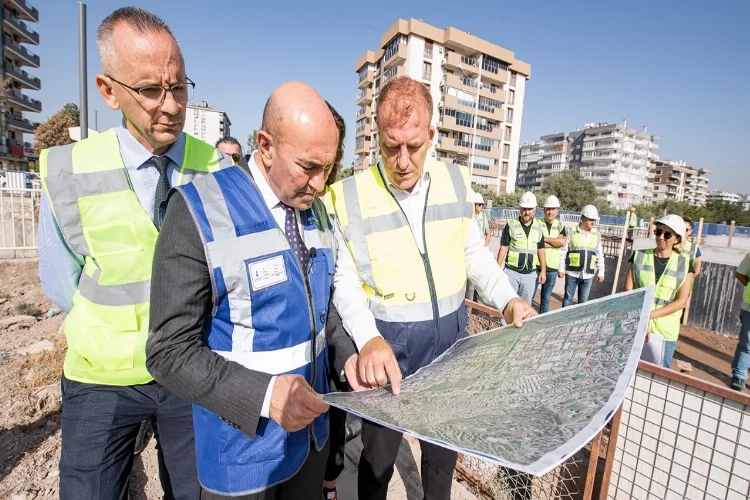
[201,438,330,500]
[358,420,457,500]
[59,375,199,500]
[535,270,558,313]
[324,406,347,482]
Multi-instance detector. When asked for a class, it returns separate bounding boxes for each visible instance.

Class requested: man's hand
[343,353,366,392]
[645,326,651,343]
[538,272,546,285]
[269,374,329,432]
[558,271,564,279]
[502,297,537,327]
[355,337,402,395]
[596,276,605,283]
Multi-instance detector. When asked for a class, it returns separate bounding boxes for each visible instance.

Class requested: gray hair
[215,136,241,149]
[97,7,177,74]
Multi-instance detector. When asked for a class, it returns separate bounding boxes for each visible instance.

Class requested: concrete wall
[688,261,744,337]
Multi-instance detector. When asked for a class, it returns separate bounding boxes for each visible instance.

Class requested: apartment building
[648,159,710,206]
[354,18,531,193]
[185,101,231,147]
[707,190,741,204]
[517,131,582,190]
[1,0,41,171]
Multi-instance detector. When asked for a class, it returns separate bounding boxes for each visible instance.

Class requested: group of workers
[38,7,537,500]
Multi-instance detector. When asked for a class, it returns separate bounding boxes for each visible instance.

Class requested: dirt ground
[0,260,744,498]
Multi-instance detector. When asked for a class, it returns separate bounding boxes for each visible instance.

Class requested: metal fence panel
[0,187,41,250]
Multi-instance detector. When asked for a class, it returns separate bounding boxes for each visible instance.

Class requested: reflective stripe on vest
[177,166,335,495]
[682,240,698,266]
[40,129,230,385]
[540,218,563,270]
[633,250,689,341]
[329,160,472,376]
[506,218,543,272]
[566,226,600,274]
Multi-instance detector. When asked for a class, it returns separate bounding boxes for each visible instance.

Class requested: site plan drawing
[324,287,654,476]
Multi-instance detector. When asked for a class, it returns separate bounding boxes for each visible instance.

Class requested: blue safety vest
[176,166,335,495]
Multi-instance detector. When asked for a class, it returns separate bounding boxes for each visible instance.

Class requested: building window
[502,162,509,176]
[508,89,515,105]
[502,144,510,159]
[506,108,514,123]
[424,41,433,59]
[504,126,512,141]
[510,72,517,86]
[384,34,407,61]
[422,62,432,80]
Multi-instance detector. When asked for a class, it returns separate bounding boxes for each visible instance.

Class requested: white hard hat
[655,214,686,240]
[581,205,599,220]
[543,195,560,208]
[519,191,537,209]
[473,192,484,204]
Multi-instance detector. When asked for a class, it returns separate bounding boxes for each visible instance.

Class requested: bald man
[147,82,357,498]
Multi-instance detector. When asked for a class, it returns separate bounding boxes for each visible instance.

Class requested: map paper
[324,287,654,476]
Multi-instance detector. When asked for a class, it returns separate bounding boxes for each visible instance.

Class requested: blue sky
[32,0,749,192]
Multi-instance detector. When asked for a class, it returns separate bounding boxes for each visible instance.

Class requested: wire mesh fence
[462,301,602,499]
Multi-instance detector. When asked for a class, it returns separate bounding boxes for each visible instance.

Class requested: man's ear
[256,129,273,168]
[95,74,121,111]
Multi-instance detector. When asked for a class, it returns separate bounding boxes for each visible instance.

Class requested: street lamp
[457,54,483,184]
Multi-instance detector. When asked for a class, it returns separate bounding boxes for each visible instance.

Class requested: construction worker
[681,215,702,276]
[37,8,232,499]
[624,215,694,368]
[147,83,357,498]
[496,191,547,305]
[466,192,491,301]
[329,76,535,500]
[627,206,637,241]
[537,195,567,313]
[559,205,604,307]
[730,252,750,392]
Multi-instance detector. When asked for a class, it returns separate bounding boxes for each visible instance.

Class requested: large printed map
[324,288,653,476]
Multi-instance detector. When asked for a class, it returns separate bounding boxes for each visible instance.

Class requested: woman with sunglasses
[625,214,694,368]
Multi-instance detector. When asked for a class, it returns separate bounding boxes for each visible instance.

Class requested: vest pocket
[69,302,139,371]
[83,221,143,257]
[219,419,287,465]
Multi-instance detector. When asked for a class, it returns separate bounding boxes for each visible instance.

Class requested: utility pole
[468,54,482,183]
[78,2,88,139]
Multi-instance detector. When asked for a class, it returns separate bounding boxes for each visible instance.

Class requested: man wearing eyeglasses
[216,136,244,165]
[37,7,230,499]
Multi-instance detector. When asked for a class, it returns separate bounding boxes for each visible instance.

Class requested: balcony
[3,9,38,44]
[3,35,39,67]
[443,51,478,75]
[3,63,40,90]
[7,115,38,133]
[442,73,477,95]
[439,115,473,135]
[356,88,373,106]
[436,137,471,156]
[442,94,475,114]
[8,89,41,112]
[480,64,507,86]
[4,0,37,22]
[354,140,371,154]
[356,106,368,119]
[355,122,372,137]
[357,70,374,89]
[382,65,406,84]
[383,44,407,70]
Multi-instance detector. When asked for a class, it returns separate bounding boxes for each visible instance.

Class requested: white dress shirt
[247,153,305,418]
[558,225,606,279]
[333,162,519,350]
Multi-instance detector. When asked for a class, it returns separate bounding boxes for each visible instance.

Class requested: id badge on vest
[248,255,288,291]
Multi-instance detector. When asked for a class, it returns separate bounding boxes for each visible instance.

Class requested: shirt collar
[247,152,282,211]
[116,121,186,171]
[377,160,431,194]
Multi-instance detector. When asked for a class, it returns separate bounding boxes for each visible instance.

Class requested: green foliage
[542,170,604,211]
[247,129,259,152]
[631,200,750,226]
[63,103,80,126]
[338,167,355,180]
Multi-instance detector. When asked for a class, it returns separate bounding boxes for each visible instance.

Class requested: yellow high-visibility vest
[40,129,230,385]
[539,218,564,271]
[329,160,472,335]
[505,218,543,272]
[633,250,689,342]
[566,226,600,275]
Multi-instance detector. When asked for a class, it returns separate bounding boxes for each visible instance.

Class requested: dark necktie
[151,155,171,227]
[281,203,309,271]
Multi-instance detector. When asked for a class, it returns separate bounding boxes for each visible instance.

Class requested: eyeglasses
[475,203,484,207]
[229,153,242,164]
[107,75,195,105]
[654,228,674,240]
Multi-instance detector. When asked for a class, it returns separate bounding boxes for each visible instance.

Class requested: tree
[34,108,75,155]
[247,129,259,153]
[339,167,355,180]
[542,170,601,211]
[63,103,80,126]
[0,78,12,149]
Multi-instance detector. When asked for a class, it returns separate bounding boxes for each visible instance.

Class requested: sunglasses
[475,203,484,207]
[229,153,242,164]
[654,228,674,240]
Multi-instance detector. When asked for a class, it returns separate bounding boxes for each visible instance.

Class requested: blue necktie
[281,203,309,271]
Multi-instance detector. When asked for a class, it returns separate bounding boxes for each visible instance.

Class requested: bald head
[256,82,339,210]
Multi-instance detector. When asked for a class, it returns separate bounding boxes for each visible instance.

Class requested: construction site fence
[464,300,750,500]
[488,207,750,238]
[0,187,41,256]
